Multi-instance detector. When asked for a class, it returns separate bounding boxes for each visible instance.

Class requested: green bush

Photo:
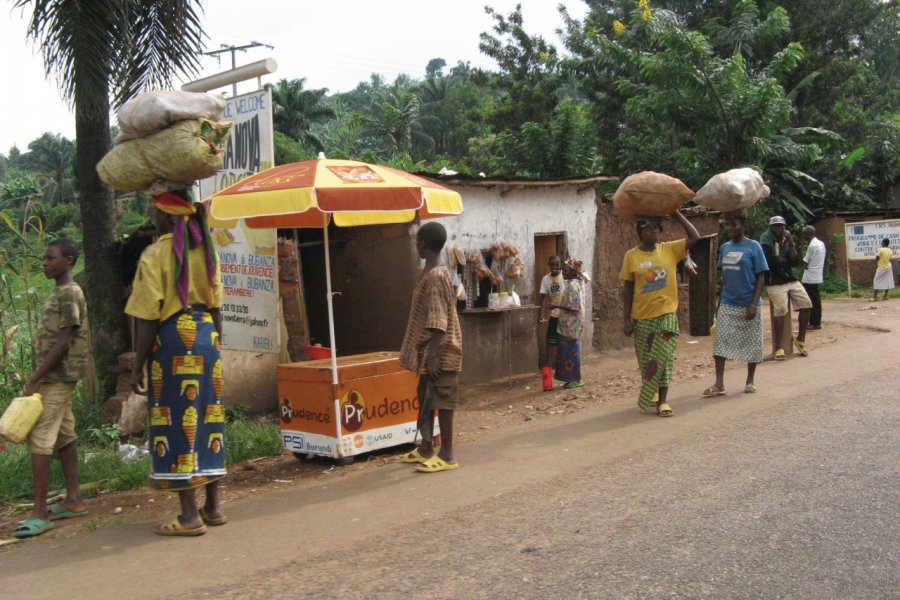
[225,419,283,464]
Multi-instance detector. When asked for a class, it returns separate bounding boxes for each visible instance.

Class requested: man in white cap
[759,216,812,360]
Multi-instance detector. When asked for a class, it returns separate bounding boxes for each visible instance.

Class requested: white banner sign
[198,88,279,353]
[212,225,278,352]
[844,219,900,260]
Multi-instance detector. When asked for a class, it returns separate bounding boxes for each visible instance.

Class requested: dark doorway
[534,232,567,366]
[688,235,717,336]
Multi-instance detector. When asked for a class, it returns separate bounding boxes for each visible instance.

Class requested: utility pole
[204,41,274,97]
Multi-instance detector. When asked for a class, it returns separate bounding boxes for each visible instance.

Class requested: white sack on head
[693,168,769,212]
[612,171,695,223]
[116,90,226,142]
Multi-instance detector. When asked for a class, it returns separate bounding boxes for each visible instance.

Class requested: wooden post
[277,235,310,361]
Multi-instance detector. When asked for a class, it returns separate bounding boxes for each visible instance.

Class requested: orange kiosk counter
[277,351,432,460]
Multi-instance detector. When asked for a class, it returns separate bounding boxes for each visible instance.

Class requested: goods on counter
[612,171,695,222]
[97,118,233,191]
[116,90,226,142]
[693,168,770,212]
[0,393,43,444]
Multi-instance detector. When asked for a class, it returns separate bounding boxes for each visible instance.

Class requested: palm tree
[14,0,206,398]
[22,132,75,205]
[366,83,437,155]
[267,78,336,153]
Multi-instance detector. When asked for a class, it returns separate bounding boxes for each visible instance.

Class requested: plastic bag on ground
[693,168,770,212]
[116,90,226,142]
[97,118,233,192]
[613,171,695,222]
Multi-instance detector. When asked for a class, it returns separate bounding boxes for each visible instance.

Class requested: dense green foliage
[1,0,896,396]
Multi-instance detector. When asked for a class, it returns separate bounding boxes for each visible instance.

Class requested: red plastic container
[305,345,332,360]
[541,366,553,391]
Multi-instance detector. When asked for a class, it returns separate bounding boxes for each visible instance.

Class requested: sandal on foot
[415,455,460,473]
[701,386,726,397]
[153,517,207,537]
[774,348,786,361]
[792,336,808,357]
[657,402,673,417]
[638,392,660,414]
[400,447,431,464]
[563,381,585,389]
[744,384,756,394]
[199,507,228,526]
[13,517,54,539]
[48,504,89,521]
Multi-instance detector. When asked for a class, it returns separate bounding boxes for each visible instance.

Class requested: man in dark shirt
[759,216,812,360]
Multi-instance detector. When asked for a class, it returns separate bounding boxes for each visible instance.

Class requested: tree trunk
[74,92,128,401]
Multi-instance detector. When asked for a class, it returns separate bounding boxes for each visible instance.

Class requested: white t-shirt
[540,273,565,318]
[802,237,826,284]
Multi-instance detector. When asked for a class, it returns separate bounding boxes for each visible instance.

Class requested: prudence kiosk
[277,352,436,461]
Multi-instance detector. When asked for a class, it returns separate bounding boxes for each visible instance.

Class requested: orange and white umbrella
[208,157,463,384]
[209,158,462,228]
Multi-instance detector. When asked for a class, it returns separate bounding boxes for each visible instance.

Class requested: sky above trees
[1,0,588,151]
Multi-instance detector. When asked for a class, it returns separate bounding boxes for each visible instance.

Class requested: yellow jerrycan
[0,393,44,444]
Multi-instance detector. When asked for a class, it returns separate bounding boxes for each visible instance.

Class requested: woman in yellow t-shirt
[125,190,226,537]
[872,238,896,301]
[620,211,701,417]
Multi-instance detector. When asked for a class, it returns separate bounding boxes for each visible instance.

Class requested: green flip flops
[14,517,54,539]
[48,504,89,521]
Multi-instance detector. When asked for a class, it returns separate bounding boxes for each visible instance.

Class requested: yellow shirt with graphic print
[620,239,687,320]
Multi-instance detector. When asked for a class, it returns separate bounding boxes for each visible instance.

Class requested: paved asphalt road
[2,330,898,599]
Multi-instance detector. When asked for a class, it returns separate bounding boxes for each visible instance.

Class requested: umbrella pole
[323,213,342,458]
[323,214,339,386]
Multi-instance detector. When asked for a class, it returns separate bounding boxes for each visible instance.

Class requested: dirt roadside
[1,296,895,545]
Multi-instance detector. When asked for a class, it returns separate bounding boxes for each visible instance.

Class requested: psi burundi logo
[340,390,366,432]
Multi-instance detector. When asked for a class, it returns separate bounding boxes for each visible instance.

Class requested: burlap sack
[693,168,770,212]
[97,118,233,192]
[612,171,695,222]
[116,90,226,142]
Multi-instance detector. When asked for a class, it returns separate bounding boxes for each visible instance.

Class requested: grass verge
[0,416,284,505]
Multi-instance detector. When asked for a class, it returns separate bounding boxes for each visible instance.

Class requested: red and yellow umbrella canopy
[209,159,462,228]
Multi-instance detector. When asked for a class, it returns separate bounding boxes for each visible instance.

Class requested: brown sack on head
[612,171,695,223]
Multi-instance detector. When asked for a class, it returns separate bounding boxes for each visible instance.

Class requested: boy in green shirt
[15,239,90,538]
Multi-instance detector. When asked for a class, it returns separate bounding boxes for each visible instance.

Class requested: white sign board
[212,225,278,352]
[844,219,900,260]
[198,88,275,198]
[198,88,278,353]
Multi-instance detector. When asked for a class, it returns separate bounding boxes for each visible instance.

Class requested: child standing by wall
[15,239,90,538]
[538,256,564,389]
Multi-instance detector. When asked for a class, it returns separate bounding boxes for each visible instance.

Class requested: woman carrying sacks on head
[548,258,588,389]
[126,189,227,536]
[620,211,701,417]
